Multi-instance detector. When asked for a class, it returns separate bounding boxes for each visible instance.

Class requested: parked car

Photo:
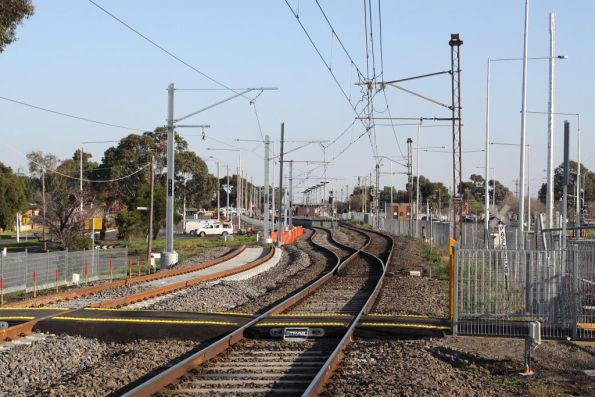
[195,222,234,237]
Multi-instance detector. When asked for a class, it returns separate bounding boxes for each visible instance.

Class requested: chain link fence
[0,248,128,298]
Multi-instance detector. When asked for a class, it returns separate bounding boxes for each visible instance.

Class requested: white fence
[0,248,128,297]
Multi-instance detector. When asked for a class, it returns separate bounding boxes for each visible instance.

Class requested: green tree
[0,0,34,53]
[0,162,28,230]
[538,161,595,205]
[134,183,166,240]
[115,209,142,242]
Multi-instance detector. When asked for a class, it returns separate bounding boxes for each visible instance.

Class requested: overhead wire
[87,0,255,101]
[0,96,147,132]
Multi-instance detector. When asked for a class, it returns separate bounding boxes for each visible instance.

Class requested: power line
[314,0,364,79]
[0,96,146,132]
[87,0,252,101]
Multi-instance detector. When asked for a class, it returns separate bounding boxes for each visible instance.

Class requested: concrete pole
[289,160,293,227]
[518,0,530,248]
[576,115,581,236]
[562,121,570,251]
[236,165,240,230]
[238,152,242,232]
[263,135,270,241]
[484,58,491,247]
[375,163,380,228]
[162,83,177,267]
[216,161,220,222]
[147,155,155,264]
[546,12,556,229]
[80,144,83,223]
[42,170,46,251]
[416,124,421,234]
[277,123,285,247]
[226,163,230,221]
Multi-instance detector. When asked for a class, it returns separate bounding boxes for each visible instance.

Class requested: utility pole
[546,12,556,229]
[416,124,421,234]
[450,33,464,243]
[79,144,83,237]
[226,164,230,222]
[576,115,582,236]
[147,155,155,265]
[162,83,177,268]
[375,163,380,228]
[263,135,270,242]
[407,137,413,235]
[237,166,240,230]
[277,123,285,247]
[216,161,220,222]
[518,1,530,248]
[42,169,46,251]
[562,121,570,251]
[289,160,293,227]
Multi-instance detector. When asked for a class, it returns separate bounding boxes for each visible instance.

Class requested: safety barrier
[271,226,304,244]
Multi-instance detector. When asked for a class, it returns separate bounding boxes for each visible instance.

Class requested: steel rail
[121,228,361,396]
[302,225,394,396]
[5,246,246,309]
[92,247,275,309]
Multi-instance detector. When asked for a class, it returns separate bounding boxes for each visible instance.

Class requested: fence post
[33,271,37,298]
[109,260,113,283]
[65,249,69,286]
[24,248,28,293]
[449,238,456,322]
[137,257,141,277]
[571,247,578,340]
[451,239,458,336]
[55,268,59,293]
[0,254,3,306]
[46,250,50,289]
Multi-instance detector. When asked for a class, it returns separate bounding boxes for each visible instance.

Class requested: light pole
[207,148,242,232]
[208,156,221,222]
[484,54,567,245]
[527,111,580,231]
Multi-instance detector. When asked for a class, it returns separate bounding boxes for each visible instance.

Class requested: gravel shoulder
[147,228,334,313]
[324,336,595,397]
[374,235,448,317]
[0,334,198,397]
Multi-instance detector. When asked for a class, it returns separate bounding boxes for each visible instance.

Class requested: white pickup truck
[194,222,234,237]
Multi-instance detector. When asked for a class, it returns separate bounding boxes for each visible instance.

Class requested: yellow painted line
[578,323,595,331]
[359,322,450,330]
[272,313,352,317]
[0,307,70,311]
[255,322,345,327]
[0,316,35,320]
[368,313,433,318]
[83,308,254,317]
[53,316,238,326]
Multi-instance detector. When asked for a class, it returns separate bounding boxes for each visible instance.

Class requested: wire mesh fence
[0,248,128,298]
[454,247,594,340]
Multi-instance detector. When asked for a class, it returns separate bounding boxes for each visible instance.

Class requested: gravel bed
[146,229,334,313]
[173,246,233,269]
[332,226,367,250]
[323,336,595,397]
[373,235,448,316]
[0,334,198,397]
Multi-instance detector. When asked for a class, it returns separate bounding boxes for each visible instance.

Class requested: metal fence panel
[0,248,128,298]
[455,247,594,340]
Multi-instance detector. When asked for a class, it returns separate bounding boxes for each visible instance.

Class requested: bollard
[109,260,113,283]
[84,262,89,284]
[0,277,3,306]
[128,259,132,279]
[55,269,59,293]
[33,271,37,298]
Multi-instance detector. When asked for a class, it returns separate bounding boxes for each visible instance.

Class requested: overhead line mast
[449,33,463,243]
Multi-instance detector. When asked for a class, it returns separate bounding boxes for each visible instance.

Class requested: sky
[1,0,593,201]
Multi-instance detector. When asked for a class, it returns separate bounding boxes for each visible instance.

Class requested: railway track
[122,226,393,396]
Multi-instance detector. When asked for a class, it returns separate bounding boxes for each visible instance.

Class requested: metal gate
[454,247,594,340]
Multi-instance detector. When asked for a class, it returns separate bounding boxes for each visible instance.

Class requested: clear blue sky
[1,1,593,199]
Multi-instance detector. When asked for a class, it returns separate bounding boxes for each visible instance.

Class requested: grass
[117,235,258,272]
[415,238,450,279]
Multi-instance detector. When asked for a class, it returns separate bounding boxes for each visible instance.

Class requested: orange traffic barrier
[271,226,304,244]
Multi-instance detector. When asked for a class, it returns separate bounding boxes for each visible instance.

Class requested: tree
[0,162,28,230]
[0,0,34,53]
[133,183,166,240]
[538,161,595,205]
